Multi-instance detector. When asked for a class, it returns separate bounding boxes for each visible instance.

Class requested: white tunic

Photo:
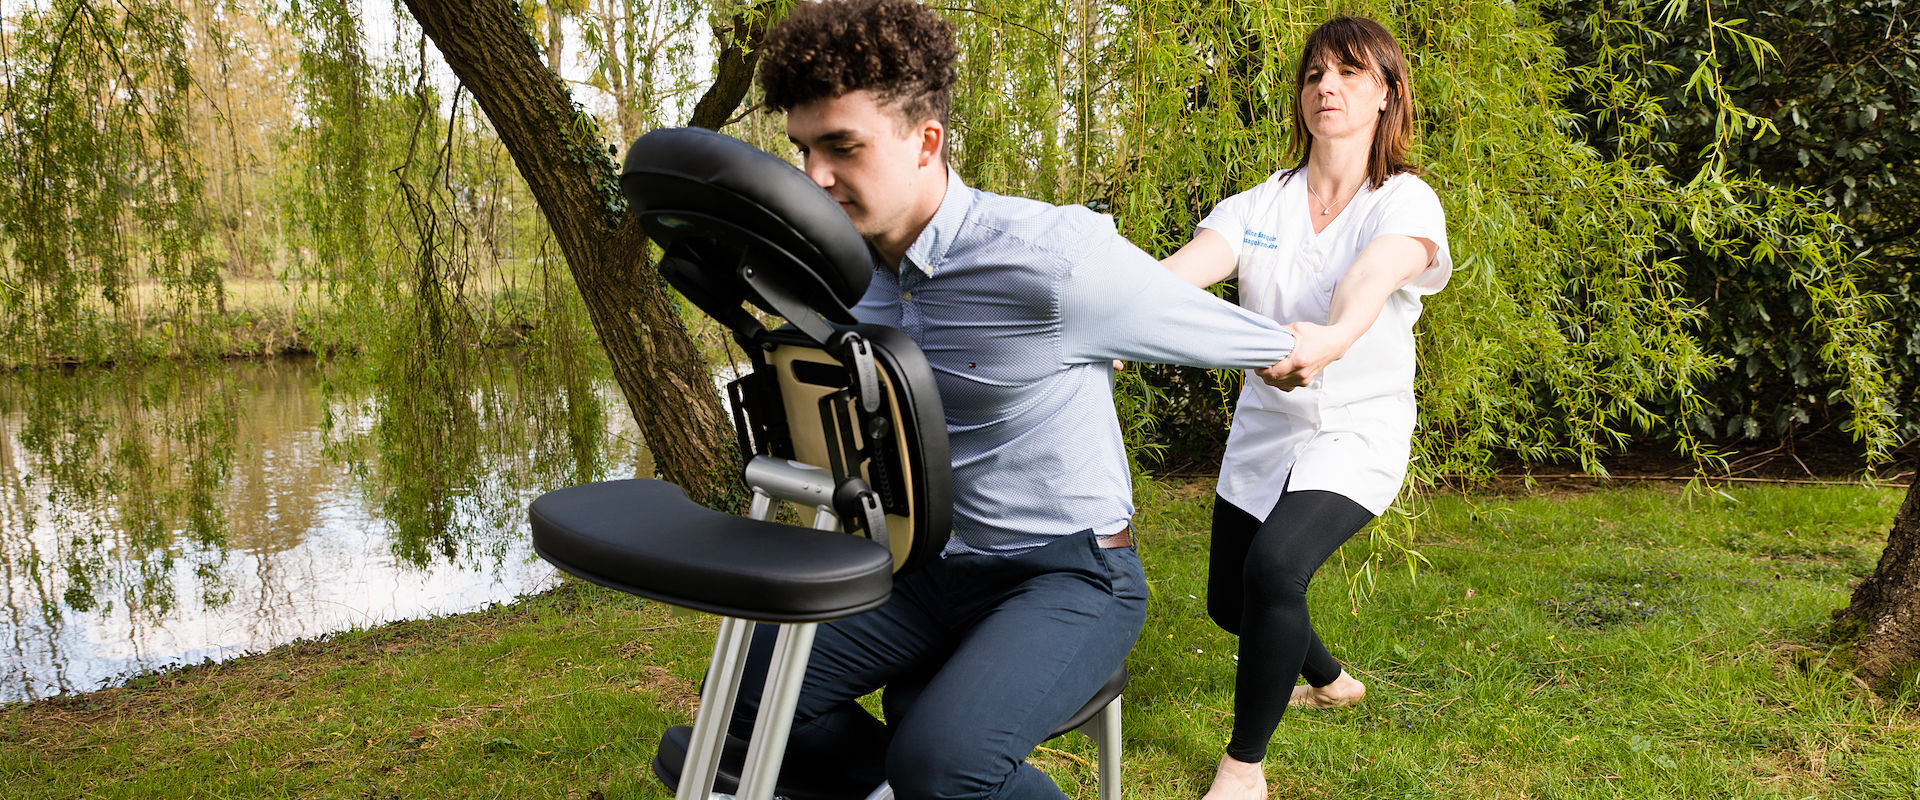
[1197,170,1451,517]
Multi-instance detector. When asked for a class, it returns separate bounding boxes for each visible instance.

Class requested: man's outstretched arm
[1062,228,1294,372]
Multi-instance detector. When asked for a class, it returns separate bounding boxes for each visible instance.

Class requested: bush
[1550,0,1919,444]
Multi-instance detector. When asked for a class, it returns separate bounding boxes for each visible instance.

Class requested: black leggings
[1208,490,1374,763]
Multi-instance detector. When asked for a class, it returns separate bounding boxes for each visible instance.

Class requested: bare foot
[1289,670,1365,709]
[1201,753,1266,800]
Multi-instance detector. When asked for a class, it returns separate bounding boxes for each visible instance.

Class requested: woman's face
[1299,55,1390,144]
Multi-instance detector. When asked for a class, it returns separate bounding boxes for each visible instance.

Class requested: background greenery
[1,0,1906,489]
[1550,0,1919,447]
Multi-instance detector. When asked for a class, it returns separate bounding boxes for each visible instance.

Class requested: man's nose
[805,157,834,189]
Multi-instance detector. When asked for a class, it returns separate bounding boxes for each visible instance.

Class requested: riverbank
[3,481,1914,798]
[0,274,670,370]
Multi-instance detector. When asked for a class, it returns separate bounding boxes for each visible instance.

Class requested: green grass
[3,482,1916,798]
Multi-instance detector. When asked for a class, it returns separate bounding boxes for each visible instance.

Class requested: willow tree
[394,0,772,510]
[0,0,217,365]
[580,0,706,143]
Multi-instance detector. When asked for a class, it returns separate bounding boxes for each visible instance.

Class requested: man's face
[786,90,941,244]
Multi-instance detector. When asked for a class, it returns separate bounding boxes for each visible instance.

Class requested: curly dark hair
[757,0,958,130]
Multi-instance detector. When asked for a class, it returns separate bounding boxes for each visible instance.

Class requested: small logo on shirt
[1243,231,1280,250]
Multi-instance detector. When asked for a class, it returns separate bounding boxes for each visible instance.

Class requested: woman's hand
[1255,322,1343,391]
[1256,234,1437,391]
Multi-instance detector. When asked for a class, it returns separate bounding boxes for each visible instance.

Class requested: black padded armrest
[529,479,895,623]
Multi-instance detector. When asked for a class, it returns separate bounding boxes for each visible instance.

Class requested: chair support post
[1097,695,1122,800]
[735,621,820,800]
[677,616,755,800]
[677,489,791,800]
[748,487,772,523]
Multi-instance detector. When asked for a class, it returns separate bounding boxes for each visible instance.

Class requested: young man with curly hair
[718,2,1299,798]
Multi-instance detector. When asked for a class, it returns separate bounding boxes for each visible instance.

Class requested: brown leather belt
[1096,526,1133,549]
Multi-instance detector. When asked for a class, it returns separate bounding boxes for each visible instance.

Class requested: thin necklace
[1307,182,1354,215]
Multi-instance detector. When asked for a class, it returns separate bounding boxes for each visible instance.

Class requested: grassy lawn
[2,481,1915,798]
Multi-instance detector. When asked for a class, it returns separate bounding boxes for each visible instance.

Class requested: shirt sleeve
[1367,176,1452,296]
[1060,220,1295,369]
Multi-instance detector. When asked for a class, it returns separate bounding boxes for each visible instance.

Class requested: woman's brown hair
[1286,16,1416,189]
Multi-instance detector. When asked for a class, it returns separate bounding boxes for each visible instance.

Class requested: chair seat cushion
[530,479,895,622]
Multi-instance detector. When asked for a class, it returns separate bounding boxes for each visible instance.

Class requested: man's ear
[918,120,945,168]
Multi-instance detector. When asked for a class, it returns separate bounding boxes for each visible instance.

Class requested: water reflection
[0,353,646,702]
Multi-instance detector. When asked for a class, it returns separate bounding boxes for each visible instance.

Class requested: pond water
[0,353,648,703]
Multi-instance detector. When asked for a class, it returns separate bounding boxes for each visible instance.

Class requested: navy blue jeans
[726,528,1148,800]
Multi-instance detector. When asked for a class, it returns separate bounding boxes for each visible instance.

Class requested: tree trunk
[1832,464,1920,690]
[400,0,742,509]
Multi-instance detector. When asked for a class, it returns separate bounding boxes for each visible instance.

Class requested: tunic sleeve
[1366,176,1452,296]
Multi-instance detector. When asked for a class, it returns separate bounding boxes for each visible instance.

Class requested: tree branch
[685,0,779,130]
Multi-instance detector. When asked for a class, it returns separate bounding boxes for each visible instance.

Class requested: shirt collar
[900,166,973,280]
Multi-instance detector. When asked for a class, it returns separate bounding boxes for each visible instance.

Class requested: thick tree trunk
[1833,465,1920,690]
[400,0,742,509]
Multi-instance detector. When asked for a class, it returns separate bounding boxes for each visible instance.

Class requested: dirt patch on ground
[630,665,700,716]
[1461,434,1916,498]
[1161,435,1916,500]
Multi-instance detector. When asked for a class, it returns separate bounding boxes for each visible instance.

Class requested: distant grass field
[1,482,1913,799]
[1,266,752,372]
[0,267,583,368]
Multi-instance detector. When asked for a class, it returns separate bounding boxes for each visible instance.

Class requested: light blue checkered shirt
[850,170,1297,556]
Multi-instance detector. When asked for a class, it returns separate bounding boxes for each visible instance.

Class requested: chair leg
[678,617,756,800]
[1096,695,1122,800]
[734,622,820,800]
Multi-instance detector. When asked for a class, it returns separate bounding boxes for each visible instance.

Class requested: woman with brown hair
[1161,16,1452,800]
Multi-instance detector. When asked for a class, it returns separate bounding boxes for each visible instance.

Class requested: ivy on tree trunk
[398,0,745,510]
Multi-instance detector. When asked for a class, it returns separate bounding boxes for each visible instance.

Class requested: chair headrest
[621,127,874,339]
